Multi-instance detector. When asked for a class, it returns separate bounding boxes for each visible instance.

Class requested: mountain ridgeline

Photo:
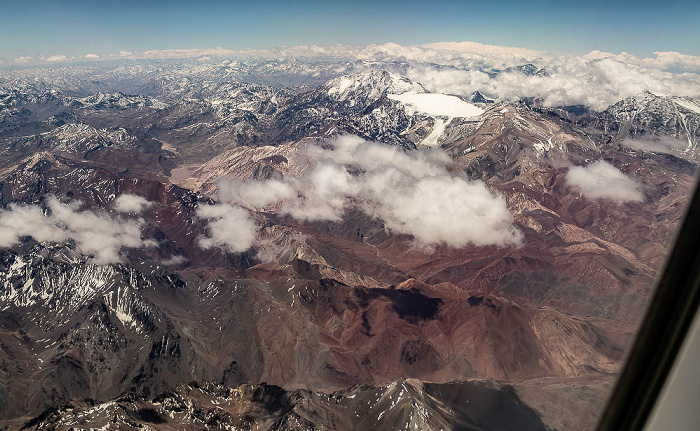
[0,60,698,430]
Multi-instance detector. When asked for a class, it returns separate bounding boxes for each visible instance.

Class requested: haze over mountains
[1,44,699,430]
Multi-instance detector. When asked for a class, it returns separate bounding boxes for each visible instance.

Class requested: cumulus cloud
[113,193,154,214]
[648,51,700,71]
[340,42,553,70]
[0,196,155,264]
[420,41,545,60]
[160,255,187,266]
[621,136,688,154]
[405,58,700,111]
[42,54,68,62]
[119,50,133,57]
[567,161,644,202]
[84,53,100,59]
[216,135,522,249]
[288,42,700,110]
[585,50,700,73]
[0,204,67,246]
[14,56,32,63]
[405,66,491,99]
[196,203,258,253]
[219,178,297,209]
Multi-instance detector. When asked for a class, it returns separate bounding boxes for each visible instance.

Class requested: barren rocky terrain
[0,60,698,430]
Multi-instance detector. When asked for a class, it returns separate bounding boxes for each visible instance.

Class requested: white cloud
[119,50,133,57]
[14,56,32,63]
[404,57,700,110]
[648,51,700,71]
[404,66,491,97]
[584,50,700,72]
[0,196,155,264]
[368,173,521,247]
[421,41,545,59]
[160,255,187,266]
[43,54,68,62]
[219,178,297,209]
[0,204,67,246]
[84,53,100,59]
[415,43,700,73]
[621,136,688,154]
[294,42,700,110]
[216,135,522,249]
[566,161,643,202]
[196,203,257,253]
[113,194,153,214]
[288,162,357,221]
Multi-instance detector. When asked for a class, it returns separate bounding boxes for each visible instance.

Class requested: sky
[1,0,699,63]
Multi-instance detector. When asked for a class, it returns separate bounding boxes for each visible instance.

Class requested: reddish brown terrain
[0,63,698,430]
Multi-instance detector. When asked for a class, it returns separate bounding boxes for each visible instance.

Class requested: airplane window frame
[596,180,700,431]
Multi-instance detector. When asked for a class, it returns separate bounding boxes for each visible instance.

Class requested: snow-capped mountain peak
[324,69,426,103]
[600,91,700,152]
[78,91,167,110]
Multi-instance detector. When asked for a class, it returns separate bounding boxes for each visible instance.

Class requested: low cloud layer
[196,203,258,253]
[0,195,154,264]
[621,136,688,154]
[42,54,68,62]
[405,60,700,111]
[209,135,522,251]
[311,44,700,110]
[114,193,154,213]
[567,161,644,202]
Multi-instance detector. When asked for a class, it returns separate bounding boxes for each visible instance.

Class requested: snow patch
[674,98,700,114]
[420,118,447,147]
[388,93,484,117]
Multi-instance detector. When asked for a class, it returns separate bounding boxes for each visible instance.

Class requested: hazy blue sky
[2,0,699,61]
